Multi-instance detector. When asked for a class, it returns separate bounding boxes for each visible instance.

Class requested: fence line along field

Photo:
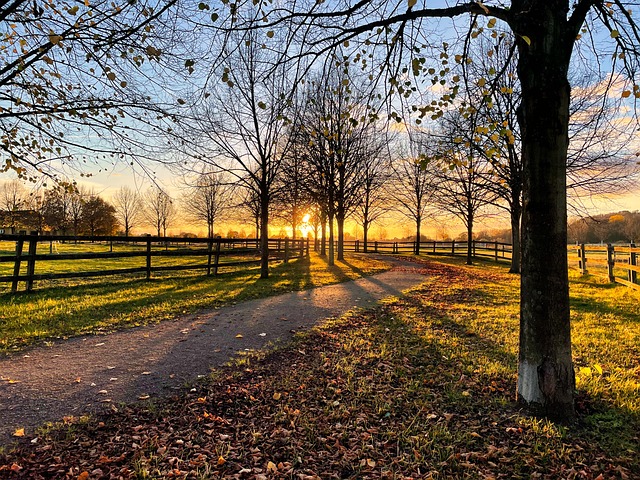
[2,233,639,294]
[0,234,307,293]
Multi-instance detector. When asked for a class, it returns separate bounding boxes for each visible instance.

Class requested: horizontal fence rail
[571,243,639,291]
[333,239,513,262]
[0,234,308,293]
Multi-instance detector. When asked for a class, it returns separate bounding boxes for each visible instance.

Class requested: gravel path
[0,256,426,446]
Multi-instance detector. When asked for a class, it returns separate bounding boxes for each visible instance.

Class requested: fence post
[451,239,455,255]
[110,239,113,252]
[433,241,436,254]
[472,240,476,258]
[214,236,222,275]
[25,232,39,292]
[629,243,637,284]
[494,241,499,262]
[284,237,290,263]
[355,239,359,253]
[306,237,310,257]
[146,235,152,280]
[11,236,25,293]
[207,238,213,276]
[606,244,615,283]
[374,241,378,253]
[578,244,587,274]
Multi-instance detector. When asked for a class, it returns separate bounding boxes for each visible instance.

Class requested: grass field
[1,255,637,478]
[0,251,390,355]
[0,239,274,287]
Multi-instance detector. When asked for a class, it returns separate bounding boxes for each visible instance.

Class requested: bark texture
[512,1,576,420]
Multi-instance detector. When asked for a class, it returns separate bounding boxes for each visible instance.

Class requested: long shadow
[569,292,640,324]
[383,287,639,461]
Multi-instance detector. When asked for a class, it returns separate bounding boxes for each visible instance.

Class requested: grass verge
[1,256,637,478]
[0,252,389,355]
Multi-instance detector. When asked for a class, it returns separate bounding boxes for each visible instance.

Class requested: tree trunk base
[517,359,576,423]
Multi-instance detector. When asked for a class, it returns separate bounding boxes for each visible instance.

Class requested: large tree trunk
[328,214,335,266]
[415,215,421,256]
[466,217,473,266]
[259,195,270,279]
[320,212,327,256]
[337,215,344,261]
[515,6,575,420]
[510,202,522,274]
[363,220,369,253]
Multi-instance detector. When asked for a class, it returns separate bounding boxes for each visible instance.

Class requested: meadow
[1,254,638,478]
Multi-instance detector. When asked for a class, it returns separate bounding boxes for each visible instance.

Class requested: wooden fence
[335,239,513,262]
[572,243,639,291]
[0,233,308,293]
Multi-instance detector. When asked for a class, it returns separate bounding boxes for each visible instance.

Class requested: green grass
[0,252,390,355]
[0,240,260,281]
[3,255,636,478]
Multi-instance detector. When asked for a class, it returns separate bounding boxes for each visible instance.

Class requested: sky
[3,0,640,239]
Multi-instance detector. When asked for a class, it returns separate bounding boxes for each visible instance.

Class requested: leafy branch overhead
[0,0,177,183]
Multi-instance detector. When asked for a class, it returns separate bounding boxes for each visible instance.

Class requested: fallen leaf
[267,461,277,472]
[13,428,24,437]
[273,392,282,400]
[217,456,226,466]
[138,394,150,400]
[236,334,244,338]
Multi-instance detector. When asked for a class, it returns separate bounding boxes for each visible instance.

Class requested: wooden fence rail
[0,234,308,293]
[571,243,639,291]
[333,239,513,262]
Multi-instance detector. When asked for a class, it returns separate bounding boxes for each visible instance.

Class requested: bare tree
[113,187,144,237]
[353,150,392,253]
[182,27,299,278]
[431,120,499,265]
[144,187,175,237]
[181,171,231,239]
[388,142,437,256]
[0,180,29,229]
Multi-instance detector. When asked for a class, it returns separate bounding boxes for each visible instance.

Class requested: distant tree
[0,180,29,229]
[181,171,231,239]
[388,142,437,256]
[81,195,118,236]
[354,154,391,253]
[273,141,312,240]
[144,187,175,237]
[113,187,143,237]
[42,186,74,234]
[68,187,87,237]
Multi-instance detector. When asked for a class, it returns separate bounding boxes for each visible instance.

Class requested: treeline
[568,211,640,244]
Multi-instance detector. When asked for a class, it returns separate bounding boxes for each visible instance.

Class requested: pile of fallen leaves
[1,260,638,479]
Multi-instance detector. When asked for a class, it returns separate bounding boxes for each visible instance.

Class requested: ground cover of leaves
[1,259,638,479]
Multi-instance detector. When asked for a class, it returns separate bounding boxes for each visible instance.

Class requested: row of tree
[0,180,178,237]
[568,211,640,244]
[4,0,640,421]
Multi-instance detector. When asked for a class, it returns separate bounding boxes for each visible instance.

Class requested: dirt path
[0,256,426,446]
